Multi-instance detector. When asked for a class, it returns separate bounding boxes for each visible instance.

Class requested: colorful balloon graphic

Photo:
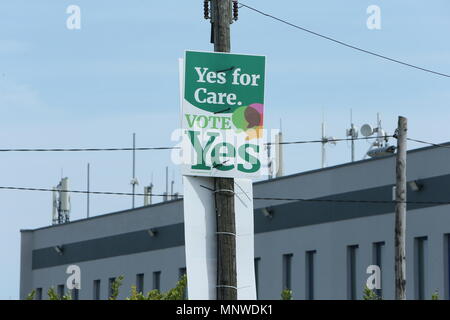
[232,103,264,140]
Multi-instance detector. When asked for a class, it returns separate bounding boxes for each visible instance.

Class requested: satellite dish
[360,124,374,137]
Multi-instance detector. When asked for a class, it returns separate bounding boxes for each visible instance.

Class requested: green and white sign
[181,50,266,178]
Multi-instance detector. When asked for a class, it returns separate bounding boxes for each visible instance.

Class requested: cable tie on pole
[214,188,235,196]
[216,284,238,290]
[216,231,236,237]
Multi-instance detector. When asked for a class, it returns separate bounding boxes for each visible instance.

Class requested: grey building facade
[20,144,450,300]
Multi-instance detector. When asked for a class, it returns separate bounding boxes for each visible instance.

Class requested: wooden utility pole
[394,116,407,300]
[211,0,237,300]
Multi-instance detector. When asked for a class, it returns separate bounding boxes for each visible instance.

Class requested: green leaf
[362,286,381,300]
[281,289,292,300]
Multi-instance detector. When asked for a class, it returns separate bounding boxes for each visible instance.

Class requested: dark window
[254,257,261,299]
[305,250,316,300]
[179,267,187,299]
[93,280,101,300]
[372,241,385,298]
[57,284,65,299]
[153,271,161,291]
[108,277,116,299]
[347,245,358,300]
[282,254,293,290]
[136,274,144,293]
[179,267,187,279]
[35,288,42,300]
[415,237,428,300]
[72,288,79,300]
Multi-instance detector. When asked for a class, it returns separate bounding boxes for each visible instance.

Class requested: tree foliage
[281,289,292,300]
[26,290,36,300]
[362,286,381,300]
[431,290,440,300]
[47,287,72,300]
[127,274,187,300]
[28,274,187,300]
[108,275,124,300]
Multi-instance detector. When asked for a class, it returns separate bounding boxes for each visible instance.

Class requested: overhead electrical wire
[239,2,450,79]
[0,146,179,152]
[0,136,390,152]
[407,138,450,149]
[3,137,450,153]
[1,185,450,205]
[0,186,169,197]
[267,136,392,146]
[5,136,450,152]
[252,196,450,206]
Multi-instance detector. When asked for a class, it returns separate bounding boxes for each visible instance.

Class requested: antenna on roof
[52,177,71,225]
[144,172,154,206]
[170,170,175,200]
[361,113,395,158]
[321,113,337,168]
[346,109,359,162]
[267,119,284,179]
[275,119,284,177]
[52,187,58,225]
[130,133,139,208]
[163,166,169,201]
[266,140,272,180]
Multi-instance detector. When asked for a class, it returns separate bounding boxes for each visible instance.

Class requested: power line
[0,136,389,152]
[8,136,450,157]
[2,185,449,205]
[269,135,392,146]
[6,137,448,153]
[407,138,450,149]
[4,136,450,159]
[253,196,450,206]
[0,186,170,197]
[239,2,450,79]
[0,146,179,152]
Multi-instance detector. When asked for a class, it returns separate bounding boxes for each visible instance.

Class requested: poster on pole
[181,51,266,178]
[183,176,256,300]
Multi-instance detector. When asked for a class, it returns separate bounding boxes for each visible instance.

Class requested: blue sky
[0,0,449,299]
